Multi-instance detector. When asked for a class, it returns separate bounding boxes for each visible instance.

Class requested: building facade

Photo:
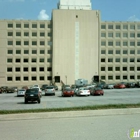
[0,0,139,87]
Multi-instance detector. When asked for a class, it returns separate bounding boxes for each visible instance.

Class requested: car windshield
[64,88,72,91]
[18,90,25,91]
[94,87,102,90]
[26,89,38,94]
[46,86,53,89]
[79,88,88,90]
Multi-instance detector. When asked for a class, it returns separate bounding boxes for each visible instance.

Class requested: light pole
[65,75,67,85]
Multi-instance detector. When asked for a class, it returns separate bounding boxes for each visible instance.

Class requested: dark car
[126,82,136,88]
[90,87,104,96]
[1,86,8,93]
[62,88,74,97]
[41,84,48,90]
[0,88,2,94]
[6,87,15,93]
[24,88,41,104]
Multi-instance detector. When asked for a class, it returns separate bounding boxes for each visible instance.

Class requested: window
[123,50,128,54]
[32,67,36,72]
[15,58,20,63]
[101,76,105,80]
[47,76,52,81]
[8,50,13,54]
[123,67,127,71]
[23,67,28,72]
[101,50,106,54]
[40,58,44,63]
[24,58,28,63]
[138,75,140,79]
[40,76,44,81]
[137,42,140,46]
[123,33,128,38]
[16,24,21,28]
[137,33,140,38]
[16,77,20,81]
[130,25,135,30]
[40,32,45,37]
[101,33,106,37]
[116,25,120,29]
[123,76,127,80]
[108,58,113,62]
[32,50,37,54]
[32,41,37,45]
[16,41,21,45]
[108,25,113,29]
[24,32,29,37]
[137,67,140,71]
[116,33,121,37]
[8,23,13,28]
[123,25,128,29]
[123,58,127,62]
[16,32,21,36]
[101,25,106,29]
[40,67,44,71]
[24,77,28,81]
[116,42,120,46]
[108,76,113,80]
[108,41,113,46]
[32,76,37,81]
[16,50,21,54]
[48,50,52,54]
[32,24,37,28]
[32,58,36,63]
[7,77,12,81]
[32,32,37,37]
[48,24,52,28]
[40,24,45,28]
[108,50,113,54]
[24,50,29,54]
[108,33,113,37]
[101,67,105,71]
[130,58,135,62]
[101,41,106,46]
[116,50,120,54]
[40,41,45,45]
[130,33,135,38]
[137,58,140,62]
[115,67,120,71]
[108,67,113,71]
[130,67,134,71]
[130,42,135,46]
[137,50,140,54]
[47,67,52,71]
[130,76,135,79]
[123,42,128,46]
[116,76,120,80]
[40,50,45,54]
[24,41,29,45]
[24,24,29,28]
[130,50,135,54]
[15,67,20,72]
[115,58,120,62]
[8,32,13,36]
[48,32,52,36]
[7,58,12,63]
[8,41,13,45]
[7,67,12,72]
[47,58,52,62]
[101,58,105,62]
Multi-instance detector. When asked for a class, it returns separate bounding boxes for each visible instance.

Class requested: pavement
[0,108,140,121]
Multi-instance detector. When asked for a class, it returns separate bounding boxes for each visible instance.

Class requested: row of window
[7,58,52,63]
[101,32,140,38]
[101,75,140,80]
[101,50,140,54]
[7,67,52,72]
[101,41,140,46]
[7,40,52,46]
[101,58,140,62]
[7,76,52,81]
[7,32,52,37]
[101,24,140,30]
[7,23,52,29]
[7,49,52,54]
[101,67,140,71]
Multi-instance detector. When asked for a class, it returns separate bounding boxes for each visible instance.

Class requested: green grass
[0,103,140,115]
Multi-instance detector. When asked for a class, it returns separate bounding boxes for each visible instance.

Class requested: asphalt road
[0,111,140,140]
[0,88,140,110]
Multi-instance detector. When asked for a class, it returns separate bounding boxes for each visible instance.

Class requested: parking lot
[0,88,140,110]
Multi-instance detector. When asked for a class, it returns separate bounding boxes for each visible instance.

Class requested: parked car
[126,82,136,88]
[17,89,26,96]
[104,83,114,89]
[135,81,140,87]
[96,83,106,89]
[22,86,28,90]
[61,85,71,91]
[12,87,18,92]
[1,86,8,93]
[114,83,126,89]
[54,85,58,90]
[0,88,2,94]
[90,87,104,96]
[62,88,74,97]
[24,88,41,104]
[31,87,42,97]
[6,87,15,93]
[45,86,55,96]
[41,84,48,90]
[76,87,90,96]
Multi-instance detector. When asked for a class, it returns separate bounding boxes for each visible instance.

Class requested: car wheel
[38,99,41,104]
[53,93,55,96]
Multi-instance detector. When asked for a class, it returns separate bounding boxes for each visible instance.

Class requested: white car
[17,89,26,96]
[30,87,42,97]
[76,87,90,96]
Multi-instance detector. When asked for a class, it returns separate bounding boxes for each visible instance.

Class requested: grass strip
[0,103,140,115]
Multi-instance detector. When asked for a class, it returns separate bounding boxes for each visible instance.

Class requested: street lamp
[65,75,67,85]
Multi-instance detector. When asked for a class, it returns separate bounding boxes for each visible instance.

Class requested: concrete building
[0,0,139,87]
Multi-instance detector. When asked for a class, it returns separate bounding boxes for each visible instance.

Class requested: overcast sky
[0,0,139,21]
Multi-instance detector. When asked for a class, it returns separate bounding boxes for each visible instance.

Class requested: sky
[0,0,140,21]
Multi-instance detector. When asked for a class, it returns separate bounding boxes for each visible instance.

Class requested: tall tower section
[52,0,100,84]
